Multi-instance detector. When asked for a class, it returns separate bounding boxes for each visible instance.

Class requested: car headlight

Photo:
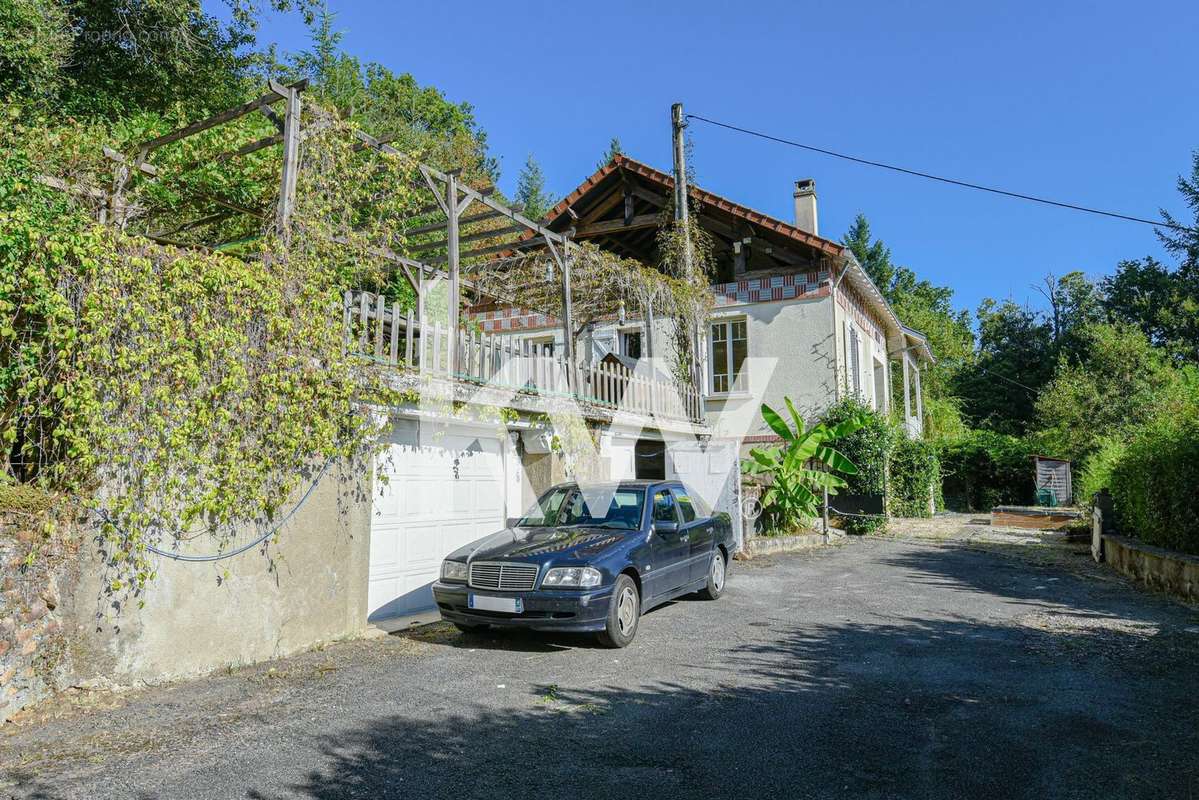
[441,560,468,583]
[541,566,602,589]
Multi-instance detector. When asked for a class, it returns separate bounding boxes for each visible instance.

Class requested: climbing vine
[0,101,434,592]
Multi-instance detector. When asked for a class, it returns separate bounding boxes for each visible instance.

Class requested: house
[473,154,935,446]
[20,85,931,702]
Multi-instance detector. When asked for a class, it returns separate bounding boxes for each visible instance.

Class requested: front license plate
[468,594,522,614]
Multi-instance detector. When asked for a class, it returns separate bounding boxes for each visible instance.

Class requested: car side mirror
[654,520,678,534]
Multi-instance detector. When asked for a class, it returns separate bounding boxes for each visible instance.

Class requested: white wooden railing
[344,290,704,424]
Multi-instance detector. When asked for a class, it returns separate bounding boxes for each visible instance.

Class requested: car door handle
[680,534,689,543]
[705,526,714,534]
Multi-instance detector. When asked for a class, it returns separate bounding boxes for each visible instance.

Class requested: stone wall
[1102,533,1199,604]
[0,515,78,723]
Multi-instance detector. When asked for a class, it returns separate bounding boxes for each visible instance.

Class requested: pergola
[37,80,638,388]
[37,81,709,422]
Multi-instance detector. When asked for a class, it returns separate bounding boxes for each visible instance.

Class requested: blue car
[432,479,734,647]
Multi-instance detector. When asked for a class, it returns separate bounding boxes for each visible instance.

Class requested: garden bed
[991,505,1083,531]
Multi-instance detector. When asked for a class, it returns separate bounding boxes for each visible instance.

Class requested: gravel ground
[2,525,1197,800]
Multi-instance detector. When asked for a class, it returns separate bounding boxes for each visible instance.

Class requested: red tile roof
[538,153,844,258]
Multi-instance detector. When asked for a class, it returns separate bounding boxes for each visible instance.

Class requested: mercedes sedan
[432,480,734,647]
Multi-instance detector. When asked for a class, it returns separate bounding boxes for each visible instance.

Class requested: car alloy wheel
[711,549,725,591]
[698,549,726,600]
[616,585,638,636]
[598,573,640,648]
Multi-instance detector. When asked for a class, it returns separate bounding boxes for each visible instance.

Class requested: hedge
[889,436,941,518]
[819,398,894,534]
[1109,416,1199,556]
[937,430,1035,512]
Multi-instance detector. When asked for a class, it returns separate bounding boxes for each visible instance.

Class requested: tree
[842,213,895,295]
[839,214,974,438]
[1034,322,1183,461]
[1033,270,1104,362]
[514,154,552,220]
[277,9,497,181]
[953,298,1055,435]
[1099,153,1199,365]
[598,137,622,169]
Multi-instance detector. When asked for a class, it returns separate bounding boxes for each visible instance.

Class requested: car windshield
[517,487,646,531]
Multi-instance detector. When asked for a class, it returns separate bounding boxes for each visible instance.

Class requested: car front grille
[469,561,539,591]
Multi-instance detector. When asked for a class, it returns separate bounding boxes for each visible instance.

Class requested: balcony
[345,290,705,426]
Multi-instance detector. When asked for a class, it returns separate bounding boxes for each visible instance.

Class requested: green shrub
[1074,436,1127,508]
[820,398,895,534]
[938,430,1035,511]
[889,436,941,518]
[1109,416,1199,556]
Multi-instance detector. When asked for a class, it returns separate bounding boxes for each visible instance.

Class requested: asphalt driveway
[3,533,1197,799]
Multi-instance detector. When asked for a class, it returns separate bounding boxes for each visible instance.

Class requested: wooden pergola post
[275,82,302,241]
[446,172,461,377]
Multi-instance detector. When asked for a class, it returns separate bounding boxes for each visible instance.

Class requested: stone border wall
[0,518,78,723]
[1101,533,1199,604]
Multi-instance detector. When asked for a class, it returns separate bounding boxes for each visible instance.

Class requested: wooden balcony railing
[345,290,704,424]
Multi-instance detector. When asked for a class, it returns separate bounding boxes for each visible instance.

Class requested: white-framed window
[528,335,555,356]
[709,317,748,394]
[619,329,642,360]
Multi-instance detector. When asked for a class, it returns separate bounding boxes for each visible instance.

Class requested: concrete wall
[63,462,372,687]
[704,294,839,438]
[1102,534,1199,604]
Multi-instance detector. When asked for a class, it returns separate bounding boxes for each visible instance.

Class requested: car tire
[597,574,640,648]
[453,622,487,634]
[697,548,726,600]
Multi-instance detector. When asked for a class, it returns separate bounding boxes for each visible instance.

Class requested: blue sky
[225,0,1199,315]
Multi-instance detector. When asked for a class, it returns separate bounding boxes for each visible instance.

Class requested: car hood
[448,527,629,563]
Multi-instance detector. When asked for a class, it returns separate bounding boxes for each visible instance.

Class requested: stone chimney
[793,178,818,236]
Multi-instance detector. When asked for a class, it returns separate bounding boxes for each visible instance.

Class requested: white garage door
[368,420,507,620]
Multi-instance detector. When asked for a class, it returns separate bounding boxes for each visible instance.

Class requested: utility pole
[671,103,705,406]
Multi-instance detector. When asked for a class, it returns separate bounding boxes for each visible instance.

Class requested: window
[517,487,570,527]
[849,326,861,398]
[709,318,747,394]
[676,491,697,523]
[558,489,646,530]
[529,336,555,357]
[652,491,678,524]
[620,329,642,360]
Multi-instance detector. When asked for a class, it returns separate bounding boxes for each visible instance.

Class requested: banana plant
[742,397,865,530]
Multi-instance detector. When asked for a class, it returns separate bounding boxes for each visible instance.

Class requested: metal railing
[344,290,704,424]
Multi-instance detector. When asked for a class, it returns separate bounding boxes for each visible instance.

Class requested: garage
[368,419,513,621]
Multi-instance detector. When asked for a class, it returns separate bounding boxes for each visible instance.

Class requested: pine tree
[514,154,552,221]
[841,214,895,295]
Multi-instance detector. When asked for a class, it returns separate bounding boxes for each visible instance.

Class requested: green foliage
[598,137,623,170]
[937,430,1035,512]
[514,154,552,221]
[819,398,894,533]
[0,102,417,592]
[1109,415,1199,556]
[888,436,940,518]
[954,298,1055,435]
[276,8,497,181]
[841,214,973,439]
[0,0,70,101]
[1034,322,1179,462]
[0,0,317,118]
[1074,436,1126,508]
[741,397,864,533]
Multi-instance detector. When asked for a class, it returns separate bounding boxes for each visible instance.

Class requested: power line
[685,113,1196,235]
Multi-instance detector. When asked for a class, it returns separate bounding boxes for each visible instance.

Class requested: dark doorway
[635,439,666,480]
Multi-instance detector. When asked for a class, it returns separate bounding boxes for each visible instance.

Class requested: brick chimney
[793,178,818,236]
